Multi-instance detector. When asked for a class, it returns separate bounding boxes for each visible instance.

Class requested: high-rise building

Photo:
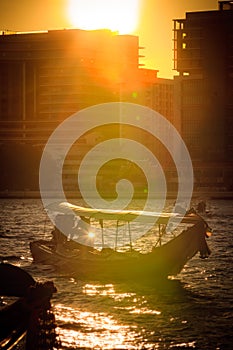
[0,27,177,143]
[0,29,158,143]
[173,1,233,162]
[173,1,233,191]
[0,28,175,193]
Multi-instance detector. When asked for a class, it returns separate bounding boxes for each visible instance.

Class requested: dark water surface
[0,199,232,349]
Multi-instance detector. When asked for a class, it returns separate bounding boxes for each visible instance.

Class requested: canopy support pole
[115,221,119,251]
[128,221,132,251]
[99,219,104,248]
[158,224,162,246]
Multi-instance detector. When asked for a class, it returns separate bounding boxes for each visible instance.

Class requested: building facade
[0,29,145,142]
[173,1,233,191]
[173,1,233,162]
[0,28,174,193]
[0,29,175,141]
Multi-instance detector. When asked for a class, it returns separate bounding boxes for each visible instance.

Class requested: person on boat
[51,214,95,254]
[196,200,206,214]
[51,214,74,252]
[51,226,67,249]
[71,216,95,248]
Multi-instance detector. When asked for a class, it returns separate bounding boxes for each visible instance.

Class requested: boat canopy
[46,202,201,225]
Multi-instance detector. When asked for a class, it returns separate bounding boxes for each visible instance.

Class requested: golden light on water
[67,0,140,34]
[54,283,162,348]
[83,283,115,296]
[55,304,138,349]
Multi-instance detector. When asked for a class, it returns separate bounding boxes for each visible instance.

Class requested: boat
[30,203,212,281]
[0,263,59,349]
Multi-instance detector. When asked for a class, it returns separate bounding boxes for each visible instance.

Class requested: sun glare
[68,0,140,34]
[88,231,95,239]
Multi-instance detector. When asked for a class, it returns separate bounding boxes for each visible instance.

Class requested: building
[151,78,174,125]
[173,1,233,190]
[0,29,175,142]
[0,28,174,193]
[0,29,147,141]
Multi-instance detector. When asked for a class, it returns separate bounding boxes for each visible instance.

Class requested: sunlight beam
[68,0,140,34]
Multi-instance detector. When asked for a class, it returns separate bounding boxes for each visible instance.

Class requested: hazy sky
[0,0,218,78]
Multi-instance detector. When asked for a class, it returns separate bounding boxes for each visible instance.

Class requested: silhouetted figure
[51,227,67,249]
[51,214,95,253]
[51,214,74,251]
[72,216,94,247]
[196,201,206,214]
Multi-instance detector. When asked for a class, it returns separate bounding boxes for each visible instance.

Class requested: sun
[67,0,140,34]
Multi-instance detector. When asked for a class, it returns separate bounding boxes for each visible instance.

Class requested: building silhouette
[0,28,174,193]
[2,2,232,195]
[173,1,233,190]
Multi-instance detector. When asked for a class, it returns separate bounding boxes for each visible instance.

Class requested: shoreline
[0,190,233,200]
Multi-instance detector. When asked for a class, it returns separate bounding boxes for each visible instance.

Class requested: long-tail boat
[30,203,212,281]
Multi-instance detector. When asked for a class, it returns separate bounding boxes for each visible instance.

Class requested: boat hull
[30,220,211,281]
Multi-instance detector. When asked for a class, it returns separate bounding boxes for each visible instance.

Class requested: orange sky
[0,0,218,78]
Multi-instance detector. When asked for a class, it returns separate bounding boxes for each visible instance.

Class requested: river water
[0,198,232,349]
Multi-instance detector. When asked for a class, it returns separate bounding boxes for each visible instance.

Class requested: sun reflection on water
[83,283,116,297]
[54,283,162,349]
[55,304,139,349]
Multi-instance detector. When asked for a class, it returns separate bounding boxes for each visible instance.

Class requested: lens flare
[88,231,95,239]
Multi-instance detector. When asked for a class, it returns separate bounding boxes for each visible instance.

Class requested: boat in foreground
[0,263,59,350]
[30,203,212,281]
